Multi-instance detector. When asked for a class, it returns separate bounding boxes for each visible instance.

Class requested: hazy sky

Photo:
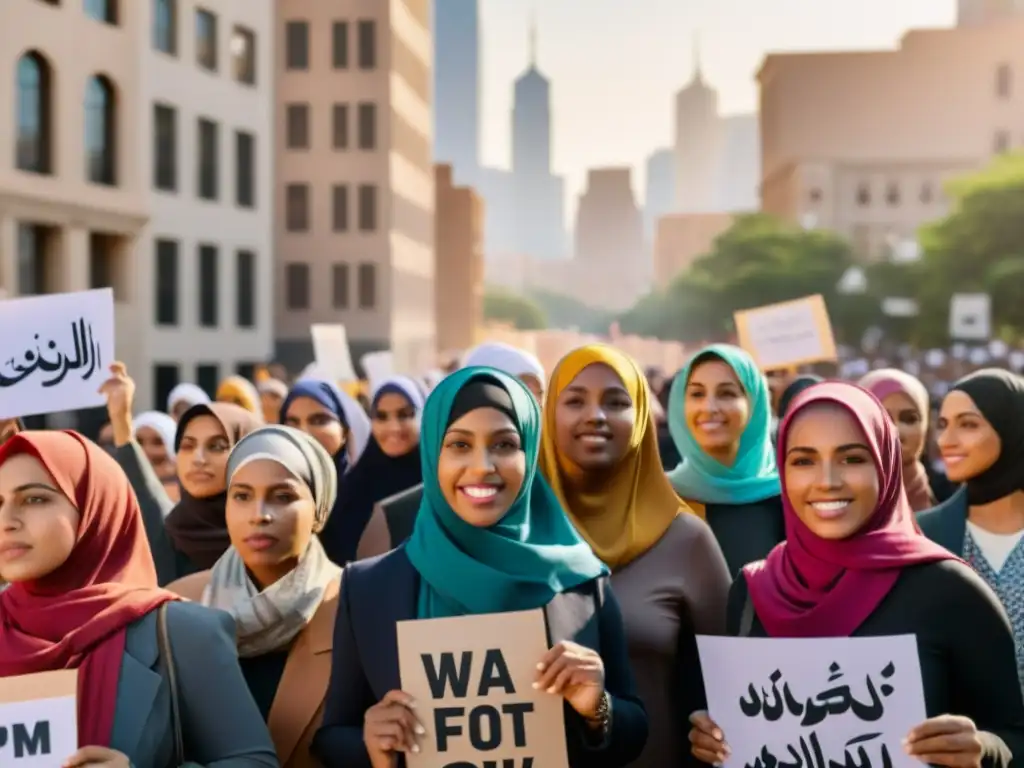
[477,0,957,206]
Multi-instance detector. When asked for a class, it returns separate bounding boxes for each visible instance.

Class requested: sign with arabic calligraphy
[697,635,926,768]
[0,289,114,419]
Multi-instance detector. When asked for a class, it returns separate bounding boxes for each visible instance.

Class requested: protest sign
[734,295,837,370]
[0,669,77,766]
[310,324,357,381]
[397,609,569,768]
[0,289,114,419]
[698,634,925,768]
[949,294,990,341]
[360,351,394,390]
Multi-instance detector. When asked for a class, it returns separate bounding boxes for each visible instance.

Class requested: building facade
[434,164,483,352]
[654,212,735,285]
[274,0,436,375]
[958,0,1024,25]
[432,0,480,186]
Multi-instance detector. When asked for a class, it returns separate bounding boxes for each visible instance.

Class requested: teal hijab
[666,344,781,505]
[405,367,607,619]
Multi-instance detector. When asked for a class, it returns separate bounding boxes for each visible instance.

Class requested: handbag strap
[157,603,185,766]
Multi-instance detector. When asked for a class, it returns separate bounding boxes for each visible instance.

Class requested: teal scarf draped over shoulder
[666,344,781,505]
[405,367,607,619]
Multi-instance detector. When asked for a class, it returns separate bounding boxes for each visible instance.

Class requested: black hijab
[952,368,1024,506]
[777,375,824,419]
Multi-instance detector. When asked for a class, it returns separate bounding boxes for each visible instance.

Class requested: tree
[527,289,615,333]
[483,287,547,330]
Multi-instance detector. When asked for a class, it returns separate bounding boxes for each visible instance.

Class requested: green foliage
[526,289,616,333]
[482,287,547,330]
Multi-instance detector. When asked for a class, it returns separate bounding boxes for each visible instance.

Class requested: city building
[643,148,675,241]
[0,0,274,416]
[758,21,1024,261]
[958,0,1024,25]
[434,164,483,351]
[654,212,735,285]
[432,0,481,186]
[274,0,437,375]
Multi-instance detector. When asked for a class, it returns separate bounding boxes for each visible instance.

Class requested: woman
[168,426,341,767]
[775,374,822,422]
[0,430,277,767]
[666,344,785,576]
[313,367,647,767]
[859,368,935,511]
[463,341,546,401]
[167,382,210,421]
[920,369,1024,689]
[0,417,23,446]
[133,411,180,504]
[539,344,731,768]
[280,378,370,469]
[258,379,290,425]
[324,375,424,564]
[218,375,263,418]
[689,382,1024,768]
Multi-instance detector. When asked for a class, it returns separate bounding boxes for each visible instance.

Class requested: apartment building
[274,0,437,376]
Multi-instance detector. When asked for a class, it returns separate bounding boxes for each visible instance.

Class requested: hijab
[949,368,1024,506]
[463,341,546,383]
[132,411,178,461]
[744,382,959,637]
[202,426,342,657]
[163,403,261,569]
[0,431,179,746]
[406,368,606,618]
[281,378,372,471]
[667,344,781,504]
[859,368,935,511]
[319,376,424,564]
[216,375,262,416]
[257,379,289,400]
[538,344,692,569]
[777,375,823,420]
[167,382,209,415]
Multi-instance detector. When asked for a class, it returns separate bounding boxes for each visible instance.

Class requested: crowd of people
[0,338,1022,768]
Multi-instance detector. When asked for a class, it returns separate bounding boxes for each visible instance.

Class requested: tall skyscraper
[674,36,721,213]
[512,18,551,176]
[644,149,676,239]
[433,0,481,184]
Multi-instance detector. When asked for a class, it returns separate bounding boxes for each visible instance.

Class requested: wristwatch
[585,692,611,730]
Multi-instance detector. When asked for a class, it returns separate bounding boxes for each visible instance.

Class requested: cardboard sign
[397,609,569,768]
[0,669,78,766]
[948,294,991,341]
[310,324,357,382]
[0,289,115,420]
[734,295,837,370]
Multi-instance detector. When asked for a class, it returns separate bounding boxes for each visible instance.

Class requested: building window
[285,263,310,310]
[331,185,349,231]
[153,103,177,191]
[197,118,219,200]
[855,183,870,207]
[89,232,123,299]
[885,182,900,206]
[236,362,256,380]
[997,63,1012,99]
[155,238,179,325]
[198,244,218,327]
[357,263,376,308]
[153,0,177,55]
[231,26,256,85]
[84,0,117,24]
[332,264,349,309]
[236,249,255,328]
[196,9,218,71]
[235,130,254,208]
[358,184,377,231]
[357,20,376,69]
[920,182,934,204]
[85,75,116,185]
[196,364,219,398]
[995,130,1011,154]
[17,223,49,296]
[358,102,376,150]
[285,21,309,70]
[332,104,349,149]
[153,364,180,412]
[15,52,52,175]
[333,21,349,68]
[286,103,309,149]
[285,184,309,231]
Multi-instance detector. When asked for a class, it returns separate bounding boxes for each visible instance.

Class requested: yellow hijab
[539,344,696,570]
[215,376,261,416]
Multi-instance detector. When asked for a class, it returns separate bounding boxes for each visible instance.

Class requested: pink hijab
[859,368,935,511]
[744,382,959,638]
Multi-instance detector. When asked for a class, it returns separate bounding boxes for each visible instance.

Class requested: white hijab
[462,341,545,381]
[167,383,210,415]
[132,411,178,460]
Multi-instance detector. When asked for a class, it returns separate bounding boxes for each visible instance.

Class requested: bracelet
[585,692,611,729]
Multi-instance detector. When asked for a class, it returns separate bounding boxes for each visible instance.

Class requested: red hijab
[0,431,179,746]
[743,382,958,637]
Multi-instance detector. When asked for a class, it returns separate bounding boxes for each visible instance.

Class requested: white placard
[361,351,394,390]
[310,324,357,382]
[0,289,114,420]
[698,635,926,768]
[949,294,991,340]
[0,694,77,766]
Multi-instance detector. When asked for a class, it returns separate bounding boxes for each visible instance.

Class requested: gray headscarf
[202,425,342,656]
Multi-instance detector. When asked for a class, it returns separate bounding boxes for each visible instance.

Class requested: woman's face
[783,403,880,541]
[880,392,926,464]
[226,459,317,583]
[937,390,1001,483]
[284,396,348,456]
[0,453,80,582]
[438,407,526,528]
[553,363,635,472]
[170,399,193,421]
[372,392,420,457]
[175,415,231,497]
[684,359,750,463]
[136,425,171,470]
[260,392,283,425]
[518,374,544,403]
